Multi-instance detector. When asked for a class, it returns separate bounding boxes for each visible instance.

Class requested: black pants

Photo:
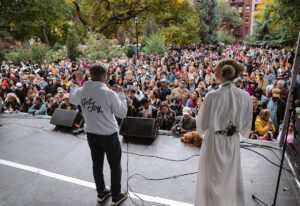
[87,132,122,199]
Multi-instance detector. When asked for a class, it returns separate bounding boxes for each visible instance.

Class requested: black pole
[272,110,291,206]
[273,32,300,206]
[136,19,139,59]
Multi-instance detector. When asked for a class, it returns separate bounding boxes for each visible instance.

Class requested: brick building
[228,0,253,42]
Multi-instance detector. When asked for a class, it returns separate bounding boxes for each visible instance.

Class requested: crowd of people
[0,45,297,140]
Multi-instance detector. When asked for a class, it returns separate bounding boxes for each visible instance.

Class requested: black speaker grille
[50,109,80,127]
[120,117,157,139]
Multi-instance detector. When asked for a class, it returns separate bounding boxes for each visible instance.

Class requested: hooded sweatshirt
[70,81,127,135]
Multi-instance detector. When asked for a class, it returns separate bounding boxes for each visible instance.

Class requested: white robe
[195,84,252,206]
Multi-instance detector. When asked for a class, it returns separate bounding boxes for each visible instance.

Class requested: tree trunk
[42,27,50,45]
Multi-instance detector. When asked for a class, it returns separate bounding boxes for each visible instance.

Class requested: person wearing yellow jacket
[255,109,276,140]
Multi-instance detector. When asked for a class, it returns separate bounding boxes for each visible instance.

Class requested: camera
[226,125,236,136]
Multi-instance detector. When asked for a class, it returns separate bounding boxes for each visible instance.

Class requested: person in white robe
[195,59,253,206]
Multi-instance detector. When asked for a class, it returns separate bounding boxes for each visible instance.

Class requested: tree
[217,0,241,28]
[143,33,166,55]
[66,29,80,61]
[217,28,235,44]
[117,26,126,46]
[157,0,201,45]
[81,32,125,61]
[5,43,51,64]
[194,0,219,43]
[266,0,300,45]
[0,0,73,45]
[143,17,159,38]
[251,0,300,46]
[71,0,151,33]
[70,0,201,45]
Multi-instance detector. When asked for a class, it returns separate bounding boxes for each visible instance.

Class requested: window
[246,5,251,12]
[245,17,249,24]
[245,27,249,34]
[254,4,258,11]
[239,7,243,13]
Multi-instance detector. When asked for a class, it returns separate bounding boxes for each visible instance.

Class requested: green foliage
[0,42,5,62]
[162,24,201,45]
[5,43,50,64]
[66,29,80,61]
[77,0,156,33]
[143,17,159,38]
[81,32,125,61]
[194,0,219,43]
[5,42,68,64]
[117,26,126,46]
[268,0,300,44]
[162,26,183,45]
[180,16,201,45]
[250,0,300,46]
[217,28,235,44]
[0,32,12,61]
[248,19,297,46]
[217,0,242,28]
[45,47,68,63]
[125,46,135,58]
[76,0,201,45]
[193,0,241,44]
[157,1,201,45]
[0,0,74,45]
[143,33,166,55]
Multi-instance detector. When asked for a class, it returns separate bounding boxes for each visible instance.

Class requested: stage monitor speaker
[50,108,83,128]
[119,117,158,140]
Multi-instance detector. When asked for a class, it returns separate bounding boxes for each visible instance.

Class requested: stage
[0,113,299,206]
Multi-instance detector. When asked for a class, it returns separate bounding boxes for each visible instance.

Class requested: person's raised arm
[110,85,128,118]
[69,84,81,105]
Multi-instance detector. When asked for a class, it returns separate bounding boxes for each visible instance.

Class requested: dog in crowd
[181,131,202,148]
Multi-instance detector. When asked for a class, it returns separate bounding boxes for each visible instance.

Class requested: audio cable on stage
[123,151,199,162]
[125,139,145,206]
[3,122,293,171]
[3,121,293,174]
[3,122,296,205]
